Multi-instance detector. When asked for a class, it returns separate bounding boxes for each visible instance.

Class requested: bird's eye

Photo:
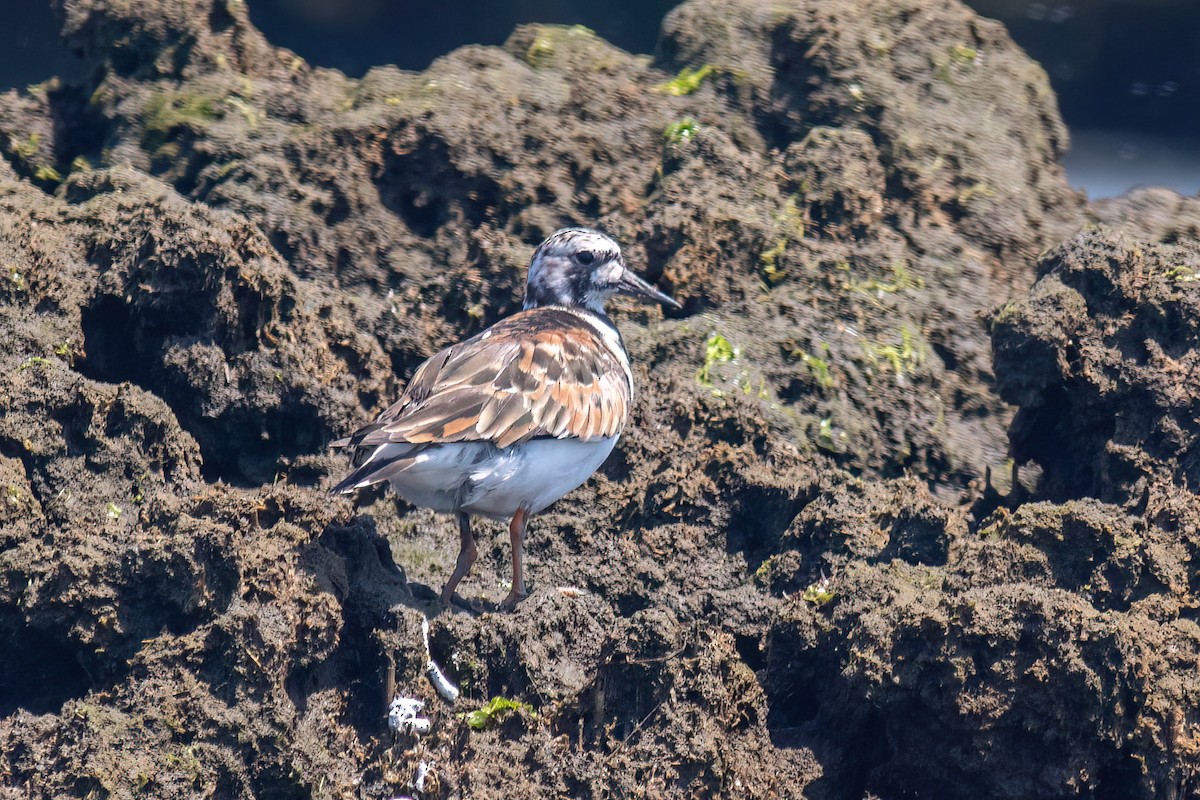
[574,250,596,266]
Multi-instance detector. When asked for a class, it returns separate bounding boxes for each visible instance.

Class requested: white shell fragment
[388,696,431,736]
[422,617,460,702]
[425,659,459,703]
[414,760,431,793]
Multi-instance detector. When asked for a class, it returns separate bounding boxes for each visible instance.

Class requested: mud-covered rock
[2,0,1197,798]
[2,166,393,486]
[1090,186,1200,245]
[54,0,283,78]
[764,551,1200,799]
[0,88,61,190]
[658,0,1083,266]
[783,127,886,237]
[991,227,1200,506]
[18,0,1090,487]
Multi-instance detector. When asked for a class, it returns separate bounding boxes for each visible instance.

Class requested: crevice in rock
[77,293,148,386]
[726,484,811,572]
[0,612,94,717]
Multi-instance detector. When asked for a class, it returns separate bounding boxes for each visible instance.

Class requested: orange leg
[501,507,530,610]
[441,512,477,605]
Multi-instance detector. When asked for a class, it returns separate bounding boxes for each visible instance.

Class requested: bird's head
[523,228,680,314]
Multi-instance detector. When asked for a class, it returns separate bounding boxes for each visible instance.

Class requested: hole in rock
[726,485,807,572]
[79,293,328,487]
[0,614,93,716]
[77,294,147,386]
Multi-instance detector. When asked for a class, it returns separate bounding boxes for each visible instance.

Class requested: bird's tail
[330,461,379,494]
[330,443,421,494]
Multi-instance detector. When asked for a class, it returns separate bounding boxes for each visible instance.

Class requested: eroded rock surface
[2,0,1197,799]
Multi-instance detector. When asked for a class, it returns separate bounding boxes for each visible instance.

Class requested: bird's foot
[439,587,486,615]
[499,588,528,611]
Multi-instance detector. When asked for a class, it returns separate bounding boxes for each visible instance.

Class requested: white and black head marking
[523,228,679,314]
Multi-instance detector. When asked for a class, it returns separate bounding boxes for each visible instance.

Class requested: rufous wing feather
[342,308,632,452]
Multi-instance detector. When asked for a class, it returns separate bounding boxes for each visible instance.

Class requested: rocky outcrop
[3,0,1198,798]
[23,0,1088,489]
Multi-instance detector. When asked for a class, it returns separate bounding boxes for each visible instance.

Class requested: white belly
[386,436,618,520]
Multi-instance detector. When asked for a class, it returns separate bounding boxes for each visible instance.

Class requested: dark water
[4,0,1200,197]
[970,0,1200,197]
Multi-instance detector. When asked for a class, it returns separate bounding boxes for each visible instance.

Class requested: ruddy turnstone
[332,229,679,609]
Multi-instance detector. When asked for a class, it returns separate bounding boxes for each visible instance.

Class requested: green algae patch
[657,64,716,95]
[697,332,737,386]
[143,91,221,135]
[863,324,926,376]
[663,117,699,145]
[466,696,535,731]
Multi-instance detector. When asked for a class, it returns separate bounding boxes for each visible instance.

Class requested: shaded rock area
[0,0,1197,798]
[992,226,1200,507]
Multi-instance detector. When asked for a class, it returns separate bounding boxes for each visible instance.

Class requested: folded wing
[335,309,631,453]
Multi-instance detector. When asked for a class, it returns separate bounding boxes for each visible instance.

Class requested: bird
[331,228,679,609]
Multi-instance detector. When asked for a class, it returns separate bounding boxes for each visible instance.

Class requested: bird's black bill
[617,269,681,309]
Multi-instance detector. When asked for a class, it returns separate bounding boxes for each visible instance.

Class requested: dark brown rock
[991,227,1200,506]
[3,0,1197,798]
